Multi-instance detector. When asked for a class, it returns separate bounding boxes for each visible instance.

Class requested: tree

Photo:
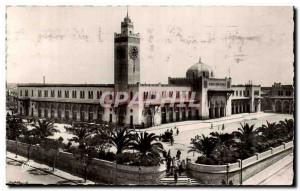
[6,116,25,158]
[68,122,97,182]
[40,137,64,171]
[233,123,258,159]
[279,119,294,140]
[188,134,218,158]
[109,126,133,156]
[32,119,59,141]
[130,132,164,166]
[256,121,278,140]
[21,128,39,161]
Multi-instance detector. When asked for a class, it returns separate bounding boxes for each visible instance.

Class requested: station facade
[17,14,262,127]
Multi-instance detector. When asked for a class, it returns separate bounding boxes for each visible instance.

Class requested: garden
[188,119,294,165]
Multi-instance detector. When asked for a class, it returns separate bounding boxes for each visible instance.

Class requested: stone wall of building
[186,141,293,185]
[6,140,166,185]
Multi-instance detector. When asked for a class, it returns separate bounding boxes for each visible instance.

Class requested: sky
[6,6,294,86]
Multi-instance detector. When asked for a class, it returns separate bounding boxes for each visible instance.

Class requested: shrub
[97,150,116,162]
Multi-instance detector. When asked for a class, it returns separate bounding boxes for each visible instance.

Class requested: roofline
[17,83,115,88]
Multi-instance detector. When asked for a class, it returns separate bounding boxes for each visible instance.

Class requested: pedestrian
[179,163,183,176]
[176,128,179,135]
[166,159,171,173]
[170,129,173,134]
[174,172,178,184]
[211,123,213,129]
[222,124,225,130]
[176,150,181,160]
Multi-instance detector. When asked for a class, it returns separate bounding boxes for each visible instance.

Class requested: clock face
[116,46,126,59]
[129,46,139,60]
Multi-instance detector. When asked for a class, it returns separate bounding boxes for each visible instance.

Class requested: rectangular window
[51,90,55,97]
[20,90,22,96]
[72,90,77,98]
[88,91,94,99]
[80,91,85,99]
[58,90,62,98]
[169,91,173,98]
[25,90,28,97]
[254,90,260,96]
[44,90,48,97]
[38,90,42,97]
[32,90,34,97]
[65,90,69,98]
[176,91,180,98]
[97,91,102,99]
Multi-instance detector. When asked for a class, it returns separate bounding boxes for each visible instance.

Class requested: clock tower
[114,12,140,90]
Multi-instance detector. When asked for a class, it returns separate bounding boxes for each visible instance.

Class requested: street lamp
[226,163,229,185]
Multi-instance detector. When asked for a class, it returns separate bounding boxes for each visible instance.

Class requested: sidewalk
[243,153,294,185]
[6,151,95,185]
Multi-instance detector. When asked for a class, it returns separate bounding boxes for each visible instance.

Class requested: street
[6,152,95,185]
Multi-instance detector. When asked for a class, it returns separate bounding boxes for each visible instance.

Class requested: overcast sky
[6,6,294,86]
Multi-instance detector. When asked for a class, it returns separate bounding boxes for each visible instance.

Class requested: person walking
[176,128,179,135]
[179,162,183,176]
[174,172,178,185]
[176,150,181,160]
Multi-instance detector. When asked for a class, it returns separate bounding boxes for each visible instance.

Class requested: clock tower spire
[114,9,140,90]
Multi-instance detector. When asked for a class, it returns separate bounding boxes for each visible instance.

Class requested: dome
[186,58,214,79]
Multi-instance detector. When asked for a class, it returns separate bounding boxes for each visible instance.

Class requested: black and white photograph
[4,5,295,187]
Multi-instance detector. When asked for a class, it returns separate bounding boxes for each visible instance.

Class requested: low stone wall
[187,141,293,185]
[6,140,166,185]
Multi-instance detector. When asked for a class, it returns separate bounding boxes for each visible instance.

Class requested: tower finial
[126,5,129,18]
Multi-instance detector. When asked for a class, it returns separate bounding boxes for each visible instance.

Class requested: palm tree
[6,116,25,158]
[233,123,258,159]
[21,128,39,161]
[256,121,278,140]
[188,134,218,158]
[32,119,59,141]
[130,132,164,166]
[68,122,97,182]
[109,126,133,155]
[279,119,294,140]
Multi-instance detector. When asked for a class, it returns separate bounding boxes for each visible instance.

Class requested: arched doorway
[161,107,166,124]
[169,108,173,122]
[37,103,41,117]
[146,108,153,127]
[209,107,214,119]
[65,104,70,120]
[50,104,55,118]
[88,106,94,122]
[182,108,186,121]
[275,101,282,113]
[283,101,290,113]
[57,104,61,119]
[44,104,48,118]
[80,105,85,121]
[188,109,192,120]
[72,105,77,121]
[175,107,180,121]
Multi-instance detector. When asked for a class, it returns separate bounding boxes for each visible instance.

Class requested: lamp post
[226,163,229,185]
